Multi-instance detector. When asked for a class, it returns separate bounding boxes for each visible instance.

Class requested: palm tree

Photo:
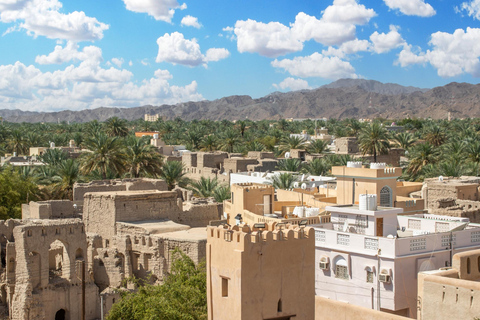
[199,135,217,151]
[160,161,189,190]
[358,121,390,162]
[407,142,439,177]
[236,120,248,137]
[306,139,330,154]
[424,125,447,147]
[276,158,303,172]
[51,159,82,200]
[267,172,299,190]
[279,136,306,154]
[80,133,126,179]
[213,185,231,203]
[218,129,240,153]
[39,148,69,166]
[7,129,29,155]
[124,137,163,178]
[302,158,330,176]
[189,177,219,198]
[393,132,417,150]
[245,141,265,152]
[105,117,129,137]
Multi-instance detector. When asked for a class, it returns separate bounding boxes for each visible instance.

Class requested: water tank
[359,194,377,211]
[347,161,362,168]
[50,142,55,148]
[370,163,387,169]
[153,134,159,139]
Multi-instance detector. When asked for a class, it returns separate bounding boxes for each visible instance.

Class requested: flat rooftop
[326,204,403,216]
[118,219,190,234]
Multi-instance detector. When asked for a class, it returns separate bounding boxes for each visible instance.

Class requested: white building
[230,171,335,188]
[314,195,480,319]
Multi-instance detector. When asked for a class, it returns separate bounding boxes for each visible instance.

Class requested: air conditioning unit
[379,274,391,283]
[319,262,329,270]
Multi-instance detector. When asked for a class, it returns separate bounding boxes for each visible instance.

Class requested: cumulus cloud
[271,52,358,79]
[156,32,230,67]
[273,77,311,91]
[0,0,109,41]
[111,58,124,68]
[322,39,370,58]
[397,27,480,77]
[370,25,405,53]
[458,0,480,20]
[383,0,435,17]
[122,0,186,22]
[0,60,203,111]
[233,0,376,57]
[181,15,201,28]
[35,42,102,65]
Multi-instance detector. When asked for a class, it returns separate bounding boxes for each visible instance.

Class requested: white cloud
[322,39,370,58]
[396,27,480,77]
[273,77,311,91]
[271,52,358,79]
[0,60,203,111]
[458,0,480,20]
[181,15,201,28]
[35,41,103,64]
[205,48,230,62]
[141,59,149,66]
[122,0,186,22]
[383,0,436,17]
[234,19,303,57]
[0,0,109,41]
[128,60,133,67]
[233,0,375,58]
[370,25,405,53]
[111,58,124,68]
[156,32,230,67]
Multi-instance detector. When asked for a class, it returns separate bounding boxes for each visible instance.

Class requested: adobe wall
[247,159,278,172]
[314,296,409,320]
[335,137,359,154]
[73,178,168,201]
[247,151,275,159]
[361,148,405,167]
[22,200,75,220]
[224,158,258,173]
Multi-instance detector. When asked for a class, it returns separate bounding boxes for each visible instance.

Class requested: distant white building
[314,195,480,319]
[229,171,335,188]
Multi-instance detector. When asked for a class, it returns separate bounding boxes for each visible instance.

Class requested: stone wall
[335,137,359,154]
[22,200,75,220]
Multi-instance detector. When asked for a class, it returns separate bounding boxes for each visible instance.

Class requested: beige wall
[207,224,315,320]
[315,296,409,320]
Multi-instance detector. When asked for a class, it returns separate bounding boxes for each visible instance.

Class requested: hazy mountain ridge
[1,79,479,123]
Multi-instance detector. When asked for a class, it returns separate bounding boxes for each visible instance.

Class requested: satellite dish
[301,183,307,190]
[439,176,444,182]
[285,152,291,159]
[293,182,299,188]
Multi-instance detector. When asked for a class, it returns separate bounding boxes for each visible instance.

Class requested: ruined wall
[247,159,278,172]
[73,178,168,201]
[22,200,75,220]
[224,158,258,173]
[335,137,359,154]
[247,151,275,159]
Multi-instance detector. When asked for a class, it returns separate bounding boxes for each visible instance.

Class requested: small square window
[335,265,349,280]
[222,277,228,297]
[367,271,374,283]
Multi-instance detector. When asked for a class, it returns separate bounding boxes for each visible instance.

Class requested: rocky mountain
[0,79,479,123]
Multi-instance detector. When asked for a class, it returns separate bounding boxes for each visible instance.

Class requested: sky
[1,0,480,112]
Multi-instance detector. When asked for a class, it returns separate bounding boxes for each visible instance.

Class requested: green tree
[39,148,69,167]
[189,177,219,198]
[358,121,390,162]
[213,185,231,203]
[218,129,240,153]
[51,159,83,200]
[107,250,207,320]
[267,172,299,190]
[160,161,189,190]
[276,158,303,172]
[279,136,306,154]
[80,133,126,179]
[105,117,129,137]
[406,142,439,178]
[302,158,330,176]
[306,139,330,154]
[393,132,417,150]
[124,137,163,178]
[199,135,217,152]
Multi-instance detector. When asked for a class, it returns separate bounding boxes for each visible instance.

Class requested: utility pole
[82,260,86,320]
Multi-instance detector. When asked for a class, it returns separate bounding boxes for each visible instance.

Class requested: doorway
[376,218,384,237]
[55,309,66,320]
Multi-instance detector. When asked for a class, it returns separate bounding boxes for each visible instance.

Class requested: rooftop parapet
[332,165,401,179]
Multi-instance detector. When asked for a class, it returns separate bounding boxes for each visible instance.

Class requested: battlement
[207,223,314,250]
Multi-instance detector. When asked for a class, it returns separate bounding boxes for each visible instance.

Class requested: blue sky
[0,0,480,112]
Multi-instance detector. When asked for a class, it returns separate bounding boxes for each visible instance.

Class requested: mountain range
[1,79,479,123]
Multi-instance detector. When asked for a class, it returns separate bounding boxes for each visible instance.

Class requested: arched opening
[75,248,84,260]
[277,299,282,312]
[49,240,70,283]
[334,256,349,280]
[380,186,392,207]
[55,309,66,320]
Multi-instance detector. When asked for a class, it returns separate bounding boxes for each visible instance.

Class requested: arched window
[380,186,392,207]
[334,256,349,280]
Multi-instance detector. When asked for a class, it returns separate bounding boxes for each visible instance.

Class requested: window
[380,186,392,207]
[222,277,228,297]
[367,271,374,283]
[335,257,349,280]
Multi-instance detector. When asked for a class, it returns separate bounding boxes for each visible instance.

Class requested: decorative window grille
[335,265,349,280]
[365,238,379,250]
[380,186,392,207]
[315,230,326,242]
[471,231,480,243]
[408,219,421,230]
[410,238,426,251]
[435,222,449,233]
[367,271,374,283]
[337,234,350,246]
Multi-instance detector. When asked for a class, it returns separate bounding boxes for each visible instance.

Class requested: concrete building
[417,249,480,320]
[207,223,315,320]
[0,178,222,320]
[313,196,480,318]
[144,113,164,122]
